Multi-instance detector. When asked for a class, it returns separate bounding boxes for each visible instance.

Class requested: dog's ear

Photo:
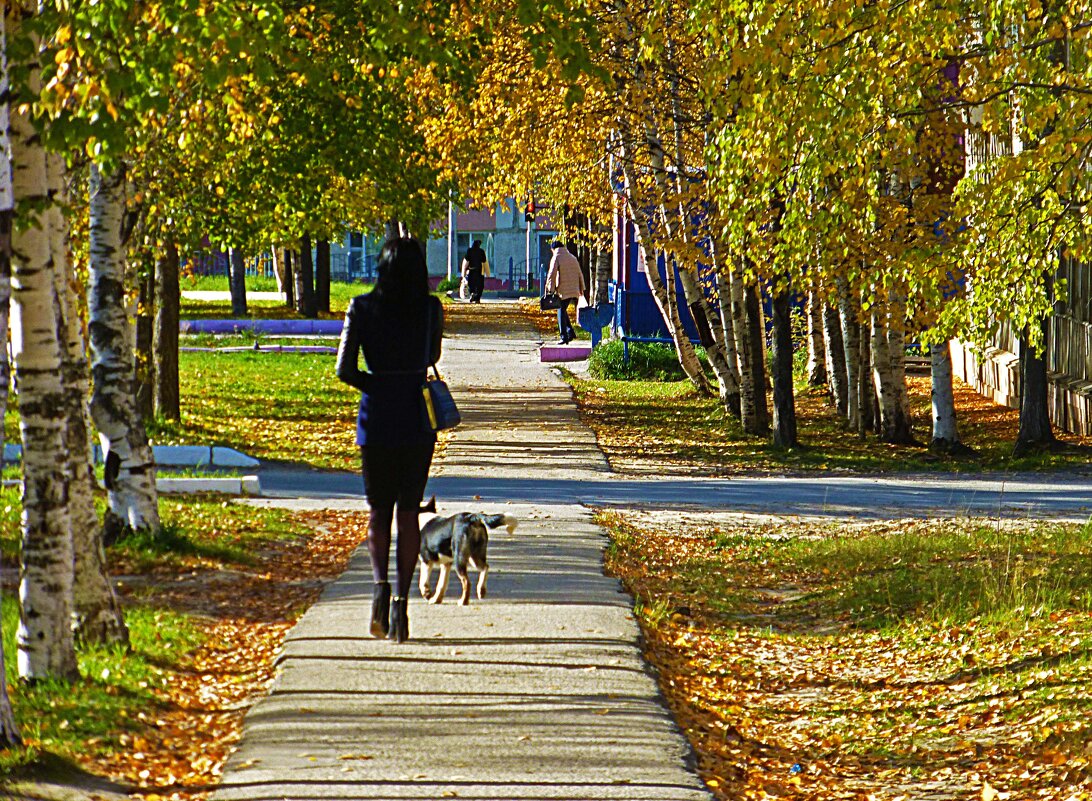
[420,495,437,515]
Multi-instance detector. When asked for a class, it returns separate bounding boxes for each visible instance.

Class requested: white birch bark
[730,265,762,433]
[836,276,862,434]
[930,343,962,450]
[0,9,23,739]
[871,311,896,434]
[87,163,160,540]
[822,299,848,415]
[715,269,742,388]
[871,307,915,444]
[885,314,914,442]
[805,288,827,386]
[9,18,78,679]
[271,245,285,294]
[48,156,127,645]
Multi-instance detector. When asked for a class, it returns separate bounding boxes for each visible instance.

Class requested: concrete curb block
[540,344,592,362]
[180,319,343,335]
[156,476,262,495]
[3,444,261,469]
[181,345,337,354]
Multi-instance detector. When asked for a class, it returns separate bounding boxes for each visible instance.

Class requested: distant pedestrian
[336,237,443,643]
[545,241,586,344]
[461,239,489,303]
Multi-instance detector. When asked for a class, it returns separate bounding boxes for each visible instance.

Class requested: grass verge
[601,510,1092,799]
[148,350,359,472]
[568,374,1092,474]
[180,277,370,320]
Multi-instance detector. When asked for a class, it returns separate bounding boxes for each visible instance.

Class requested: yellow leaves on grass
[602,511,1092,801]
[98,508,368,793]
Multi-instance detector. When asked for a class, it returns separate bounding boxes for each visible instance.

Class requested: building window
[349,231,363,248]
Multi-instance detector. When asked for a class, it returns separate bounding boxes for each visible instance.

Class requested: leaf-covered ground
[601,510,1092,800]
[518,298,1092,474]
[1,500,368,800]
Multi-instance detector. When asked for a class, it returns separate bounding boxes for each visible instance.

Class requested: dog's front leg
[476,565,488,600]
[418,558,433,599]
[429,564,450,604]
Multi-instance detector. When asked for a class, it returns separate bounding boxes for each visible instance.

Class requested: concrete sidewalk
[213,303,713,800]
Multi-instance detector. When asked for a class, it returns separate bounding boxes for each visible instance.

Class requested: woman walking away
[545,240,586,344]
[336,238,443,643]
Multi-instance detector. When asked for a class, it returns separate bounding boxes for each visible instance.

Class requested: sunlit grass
[148,350,358,471]
[180,276,370,320]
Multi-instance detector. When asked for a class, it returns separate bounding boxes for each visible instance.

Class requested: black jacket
[336,292,443,445]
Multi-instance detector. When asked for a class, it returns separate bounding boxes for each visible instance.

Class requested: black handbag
[422,367,460,431]
[540,292,563,311]
[421,306,460,431]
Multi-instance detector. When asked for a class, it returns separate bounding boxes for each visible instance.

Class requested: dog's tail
[481,514,518,535]
[419,495,437,515]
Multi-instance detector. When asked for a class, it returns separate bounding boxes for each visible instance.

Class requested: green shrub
[436,276,461,292]
[589,339,692,381]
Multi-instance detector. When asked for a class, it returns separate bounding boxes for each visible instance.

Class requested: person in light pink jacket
[545,241,586,344]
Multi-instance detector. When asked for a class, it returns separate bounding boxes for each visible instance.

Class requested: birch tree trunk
[806,288,827,386]
[154,241,180,420]
[48,155,128,646]
[743,280,770,432]
[770,282,798,448]
[730,267,762,433]
[229,246,247,317]
[283,248,295,309]
[822,299,848,415]
[271,245,285,293]
[296,235,316,318]
[10,36,78,680]
[315,238,331,314]
[0,14,24,736]
[677,258,739,415]
[885,315,915,443]
[617,131,710,392]
[859,319,877,435]
[1014,318,1056,455]
[593,235,611,306]
[715,266,743,403]
[871,309,915,444]
[134,256,154,420]
[930,342,973,455]
[836,277,861,433]
[88,163,160,544]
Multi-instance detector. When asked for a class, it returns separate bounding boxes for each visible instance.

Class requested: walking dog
[418,505,517,605]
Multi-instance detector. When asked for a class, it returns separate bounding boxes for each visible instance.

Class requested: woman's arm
[545,255,559,291]
[335,300,371,392]
[429,298,444,365]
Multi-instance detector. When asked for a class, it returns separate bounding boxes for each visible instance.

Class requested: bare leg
[394,508,421,598]
[367,504,394,584]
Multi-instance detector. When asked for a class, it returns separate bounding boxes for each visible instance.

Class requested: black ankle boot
[389,596,409,643]
[370,582,391,638]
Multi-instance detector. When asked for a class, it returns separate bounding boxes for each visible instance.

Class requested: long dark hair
[374,237,429,309]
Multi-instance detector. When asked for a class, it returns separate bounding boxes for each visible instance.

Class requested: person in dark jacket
[460,239,488,303]
[336,237,443,643]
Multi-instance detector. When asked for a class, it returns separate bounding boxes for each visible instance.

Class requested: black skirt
[360,442,435,508]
